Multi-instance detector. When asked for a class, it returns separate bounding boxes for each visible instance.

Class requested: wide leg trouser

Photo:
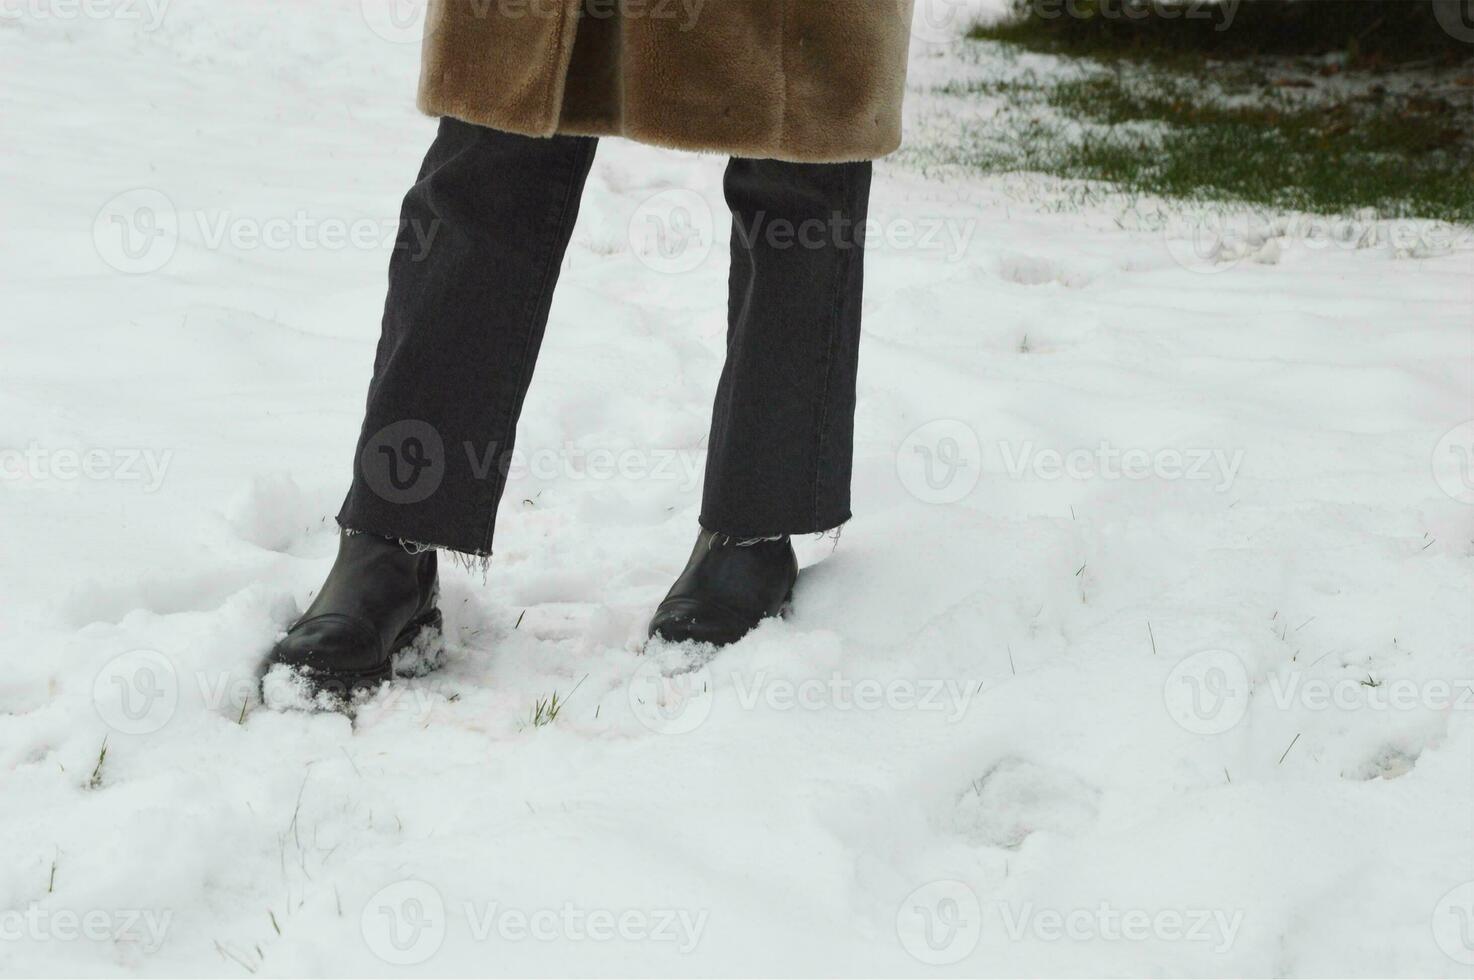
[338,118,871,559]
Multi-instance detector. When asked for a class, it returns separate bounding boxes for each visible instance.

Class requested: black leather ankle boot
[648,529,798,646]
[264,531,441,699]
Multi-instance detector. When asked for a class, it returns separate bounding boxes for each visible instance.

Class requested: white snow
[2,1,1472,977]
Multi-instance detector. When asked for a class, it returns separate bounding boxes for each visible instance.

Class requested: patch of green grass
[971,0,1473,66]
[86,737,108,790]
[524,675,586,729]
[1042,73,1474,218]
[927,3,1474,222]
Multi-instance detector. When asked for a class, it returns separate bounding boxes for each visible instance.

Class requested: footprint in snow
[994,252,1098,290]
[949,757,1101,850]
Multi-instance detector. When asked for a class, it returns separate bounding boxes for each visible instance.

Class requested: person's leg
[651,157,872,646]
[702,157,872,537]
[338,118,599,562]
[266,119,596,700]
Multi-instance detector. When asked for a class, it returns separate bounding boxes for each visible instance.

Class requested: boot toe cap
[648,599,757,647]
[268,614,383,676]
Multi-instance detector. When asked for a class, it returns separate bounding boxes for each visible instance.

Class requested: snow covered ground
[2,1,1472,976]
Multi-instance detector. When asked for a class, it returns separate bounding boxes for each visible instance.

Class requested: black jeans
[339,118,872,559]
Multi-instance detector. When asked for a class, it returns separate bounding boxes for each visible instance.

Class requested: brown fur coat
[418,0,917,162]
